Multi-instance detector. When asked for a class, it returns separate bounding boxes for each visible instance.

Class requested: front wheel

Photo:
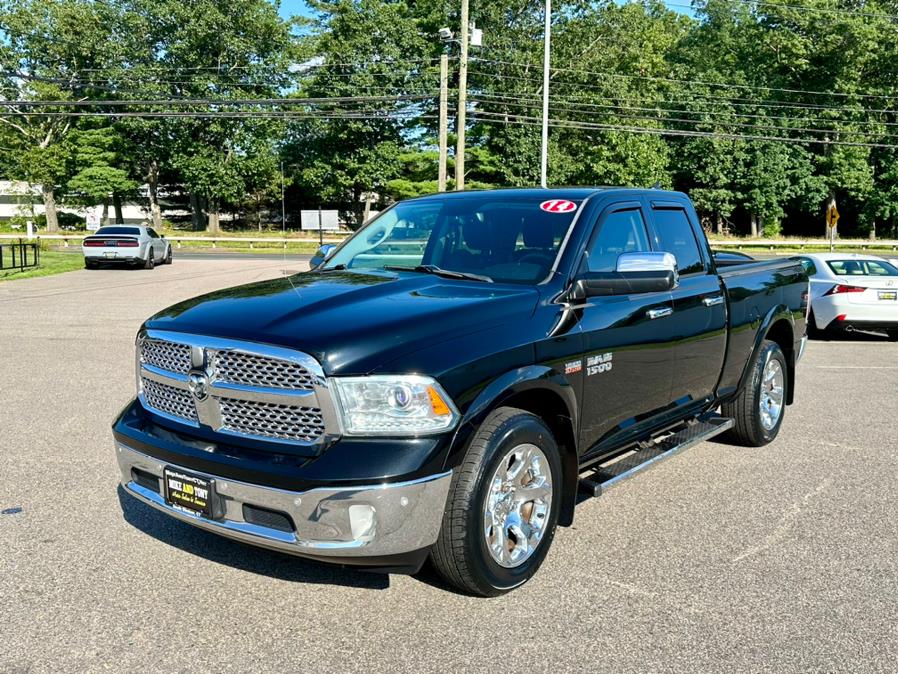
[430,407,562,596]
[721,340,788,447]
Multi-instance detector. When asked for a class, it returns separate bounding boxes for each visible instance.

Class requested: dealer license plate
[878,291,897,301]
[163,467,215,518]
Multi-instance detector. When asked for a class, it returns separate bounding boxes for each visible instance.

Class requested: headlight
[332,375,459,436]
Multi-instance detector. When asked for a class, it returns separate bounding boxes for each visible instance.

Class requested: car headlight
[332,375,459,436]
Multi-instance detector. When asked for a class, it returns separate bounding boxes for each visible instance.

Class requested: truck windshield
[324,195,581,284]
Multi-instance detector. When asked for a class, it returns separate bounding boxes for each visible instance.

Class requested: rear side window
[827,259,898,276]
[652,208,704,275]
[586,209,650,272]
[798,257,818,276]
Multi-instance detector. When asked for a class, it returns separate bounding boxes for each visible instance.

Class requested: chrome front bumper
[116,442,452,559]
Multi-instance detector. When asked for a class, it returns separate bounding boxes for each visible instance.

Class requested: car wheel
[430,407,562,597]
[164,245,173,264]
[806,311,823,339]
[143,250,155,269]
[84,259,97,269]
[887,330,898,342]
[721,340,788,447]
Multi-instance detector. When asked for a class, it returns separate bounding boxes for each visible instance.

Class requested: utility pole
[438,53,449,192]
[280,162,286,233]
[540,0,551,188]
[455,0,469,191]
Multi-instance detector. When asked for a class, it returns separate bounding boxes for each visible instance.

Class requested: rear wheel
[143,249,155,269]
[163,245,173,264]
[84,259,98,269]
[430,407,562,596]
[721,340,787,447]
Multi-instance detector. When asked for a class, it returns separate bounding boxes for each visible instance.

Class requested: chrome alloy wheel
[759,358,785,431]
[483,443,553,568]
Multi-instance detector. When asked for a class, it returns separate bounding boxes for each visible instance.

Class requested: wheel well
[499,389,578,527]
[765,318,795,404]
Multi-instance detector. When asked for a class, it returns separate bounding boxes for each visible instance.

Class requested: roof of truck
[411,187,689,202]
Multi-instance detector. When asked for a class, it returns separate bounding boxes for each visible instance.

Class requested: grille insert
[142,378,197,422]
[141,338,191,374]
[212,350,317,390]
[220,397,325,442]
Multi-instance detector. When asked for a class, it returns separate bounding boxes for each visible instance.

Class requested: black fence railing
[0,239,40,272]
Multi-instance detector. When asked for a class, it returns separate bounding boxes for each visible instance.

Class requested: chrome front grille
[212,350,316,390]
[141,378,198,422]
[137,330,337,446]
[220,398,325,442]
[141,338,191,374]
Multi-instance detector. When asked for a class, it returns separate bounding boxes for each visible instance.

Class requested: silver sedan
[82,225,172,269]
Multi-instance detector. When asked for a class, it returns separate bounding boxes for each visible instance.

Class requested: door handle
[702,295,725,307]
[646,307,673,320]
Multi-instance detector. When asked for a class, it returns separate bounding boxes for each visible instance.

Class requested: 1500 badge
[587,353,613,376]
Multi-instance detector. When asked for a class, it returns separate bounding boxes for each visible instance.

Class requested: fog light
[348,504,376,540]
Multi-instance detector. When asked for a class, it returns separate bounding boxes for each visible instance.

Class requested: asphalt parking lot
[2,258,897,673]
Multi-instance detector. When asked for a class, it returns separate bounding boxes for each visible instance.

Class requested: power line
[470,96,898,140]
[468,69,898,115]
[472,56,898,103]
[474,91,898,129]
[0,94,436,107]
[470,110,898,149]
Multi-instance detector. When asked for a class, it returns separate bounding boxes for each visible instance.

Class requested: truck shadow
[117,486,389,590]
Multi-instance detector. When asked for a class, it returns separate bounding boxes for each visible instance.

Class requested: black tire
[721,340,788,447]
[430,407,563,597]
[806,311,823,339]
[84,259,98,269]
[887,330,898,342]
[163,245,173,264]
[143,250,155,269]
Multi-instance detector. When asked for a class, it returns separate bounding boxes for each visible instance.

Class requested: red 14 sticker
[540,199,577,213]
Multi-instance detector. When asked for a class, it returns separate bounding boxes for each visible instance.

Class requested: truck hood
[144,269,539,375]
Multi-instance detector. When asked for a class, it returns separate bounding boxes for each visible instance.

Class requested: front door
[576,201,678,454]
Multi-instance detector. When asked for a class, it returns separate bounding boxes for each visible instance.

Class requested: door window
[147,228,160,239]
[586,208,650,272]
[652,208,704,275]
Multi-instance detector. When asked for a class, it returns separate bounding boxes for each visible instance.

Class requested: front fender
[442,365,578,472]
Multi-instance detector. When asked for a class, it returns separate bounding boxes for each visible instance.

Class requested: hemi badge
[564,360,582,375]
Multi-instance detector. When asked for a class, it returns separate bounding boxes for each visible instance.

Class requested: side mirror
[572,252,678,299]
[310,243,338,269]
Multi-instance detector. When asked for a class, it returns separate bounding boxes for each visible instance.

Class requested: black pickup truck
[114,188,809,596]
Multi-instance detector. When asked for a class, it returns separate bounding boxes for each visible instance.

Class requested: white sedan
[797,252,898,339]
[82,225,172,270]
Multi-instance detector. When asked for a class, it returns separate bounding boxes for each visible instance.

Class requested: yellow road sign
[826,202,840,228]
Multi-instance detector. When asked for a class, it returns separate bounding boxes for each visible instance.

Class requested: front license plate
[878,291,897,301]
[163,467,215,518]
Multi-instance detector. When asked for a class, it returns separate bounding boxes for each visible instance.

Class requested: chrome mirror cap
[616,252,679,288]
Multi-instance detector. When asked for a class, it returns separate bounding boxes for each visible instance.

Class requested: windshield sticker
[540,199,578,214]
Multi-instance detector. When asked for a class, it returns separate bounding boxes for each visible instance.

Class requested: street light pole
[540,0,551,188]
[455,0,469,191]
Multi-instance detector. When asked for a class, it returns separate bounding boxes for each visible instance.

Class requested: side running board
[579,414,734,497]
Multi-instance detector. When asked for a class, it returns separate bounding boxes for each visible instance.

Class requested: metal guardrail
[0,233,349,248]
[0,238,40,271]
[2,233,897,251]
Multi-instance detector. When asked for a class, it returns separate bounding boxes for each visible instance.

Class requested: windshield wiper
[383,264,493,283]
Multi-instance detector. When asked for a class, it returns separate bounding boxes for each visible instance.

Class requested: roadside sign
[300,209,340,230]
[826,201,840,229]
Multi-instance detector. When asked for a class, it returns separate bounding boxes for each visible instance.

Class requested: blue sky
[275,0,314,20]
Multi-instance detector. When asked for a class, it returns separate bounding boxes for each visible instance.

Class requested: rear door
[646,199,727,408]
[576,200,677,453]
[147,228,162,259]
